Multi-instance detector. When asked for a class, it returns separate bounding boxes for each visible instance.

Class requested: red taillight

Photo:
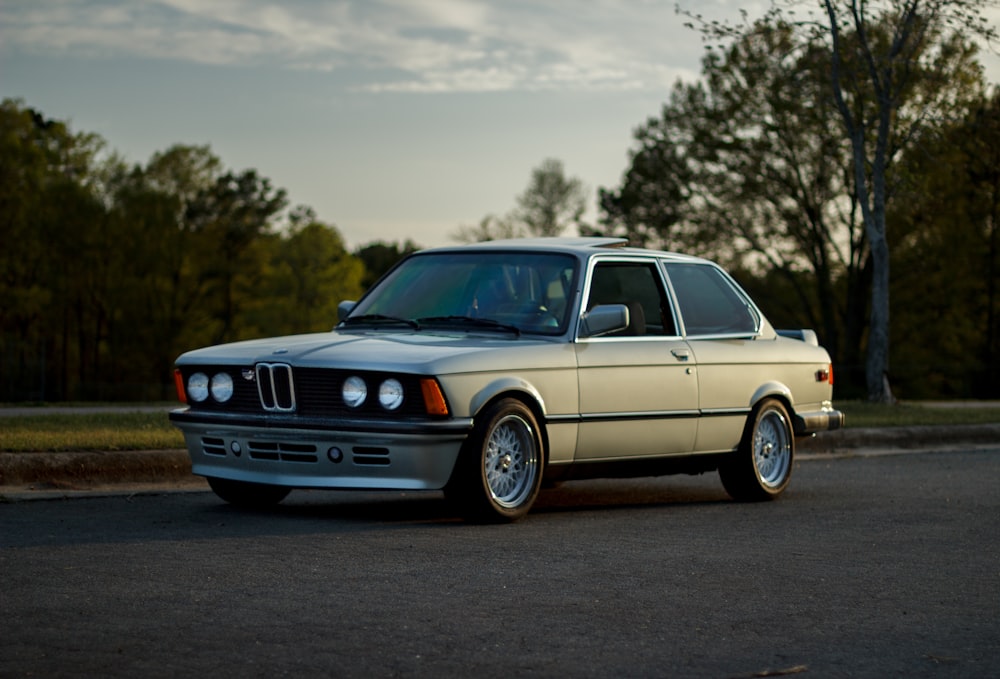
[815,364,834,384]
[174,369,187,404]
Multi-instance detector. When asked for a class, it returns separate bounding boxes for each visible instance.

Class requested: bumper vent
[353,446,390,466]
[248,441,318,463]
[201,437,227,456]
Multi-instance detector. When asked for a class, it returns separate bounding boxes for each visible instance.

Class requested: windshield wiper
[417,315,520,336]
[341,314,419,330]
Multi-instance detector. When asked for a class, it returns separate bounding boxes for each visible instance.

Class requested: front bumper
[169,409,473,490]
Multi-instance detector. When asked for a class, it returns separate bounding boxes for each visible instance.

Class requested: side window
[587,262,677,336]
[664,263,758,336]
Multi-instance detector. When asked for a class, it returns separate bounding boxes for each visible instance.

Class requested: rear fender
[749,382,793,410]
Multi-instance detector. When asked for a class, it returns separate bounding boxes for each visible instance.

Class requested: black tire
[207,477,291,508]
[719,398,794,501]
[446,398,544,523]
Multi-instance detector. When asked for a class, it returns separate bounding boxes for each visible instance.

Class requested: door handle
[671,349,691,361]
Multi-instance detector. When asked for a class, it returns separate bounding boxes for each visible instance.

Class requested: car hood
[175,330,574,374]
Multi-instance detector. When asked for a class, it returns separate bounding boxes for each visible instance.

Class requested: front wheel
[207,477,291,508]
[719,399,794,501]
[446,398,544,522]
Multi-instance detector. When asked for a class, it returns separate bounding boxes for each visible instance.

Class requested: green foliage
[245,219,366,336]
[601,19,868,372]
[454,157,588,242]
[185,169,289,344]
[601,6,993,398]
[451,214,523,244]
[515,158,588,237]
[354,239,421,289]
[0,99,368,401]
[888,91,1000,398]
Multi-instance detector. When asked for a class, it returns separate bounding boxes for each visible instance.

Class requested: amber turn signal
[420,378,450,416]
[174,368,187,403]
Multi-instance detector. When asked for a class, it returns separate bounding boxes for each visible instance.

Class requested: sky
[3,1,999,250]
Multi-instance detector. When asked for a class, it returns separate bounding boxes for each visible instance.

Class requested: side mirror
[337,300,357,323]
[579,304,629,338]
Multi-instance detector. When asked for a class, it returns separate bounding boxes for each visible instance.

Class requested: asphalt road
[2,448,998,678]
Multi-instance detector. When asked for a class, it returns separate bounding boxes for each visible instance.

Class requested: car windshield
[344,251,579,335]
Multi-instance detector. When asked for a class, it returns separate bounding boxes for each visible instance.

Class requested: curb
[1,424,998,495]
[0,449,191,488]
[797,423,1000,454]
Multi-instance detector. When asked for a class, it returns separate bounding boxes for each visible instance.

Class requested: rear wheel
[207,477,291,508]
[446,398,544,522]
[719,398,793,501]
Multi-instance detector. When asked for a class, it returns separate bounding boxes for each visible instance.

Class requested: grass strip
[1,402,998,453]
[835,401,1000,428]
[0,412,184,452]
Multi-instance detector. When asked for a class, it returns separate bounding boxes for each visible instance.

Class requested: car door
[574,258,698,460]
[662,261,766,453]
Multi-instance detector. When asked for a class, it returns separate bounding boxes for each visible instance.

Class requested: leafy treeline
[597,4,1000,399]
[4,1,1000,403]
[0,99,413,401]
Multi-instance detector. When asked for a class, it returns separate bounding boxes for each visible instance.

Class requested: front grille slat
[257,368,275,409]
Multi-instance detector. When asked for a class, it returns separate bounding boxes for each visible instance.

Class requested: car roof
[418,237,710,264]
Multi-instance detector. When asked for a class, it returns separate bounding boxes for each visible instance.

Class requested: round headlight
[210,372,234,402]
[342,376,367,408]
[187,372,209,402]
[379,379,404,410]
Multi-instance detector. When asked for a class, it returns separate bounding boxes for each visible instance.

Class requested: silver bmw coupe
[170,237,843,521]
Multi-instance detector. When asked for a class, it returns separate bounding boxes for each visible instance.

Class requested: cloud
[1,0,701,92]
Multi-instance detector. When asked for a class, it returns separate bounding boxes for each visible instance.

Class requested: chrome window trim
[576,254,683,341]
[660,260,763,339]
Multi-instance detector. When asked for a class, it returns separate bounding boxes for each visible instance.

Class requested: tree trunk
[865,232,894,403]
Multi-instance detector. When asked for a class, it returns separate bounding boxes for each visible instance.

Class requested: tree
[0,100,381,401]
[186,170,288,344]
[600,21,875,376]
[247,213,366,336]
[0,100,59,398]
[453,158,589,242]
[101,145,224,393]
[663,1,993,401]
[968,92,1000,393]
[450,214,522,243]
[889,90,1000,397]
[515,158,588,237]
[0,98,108,399]
[355,239,421,289]
[812,0,995,402]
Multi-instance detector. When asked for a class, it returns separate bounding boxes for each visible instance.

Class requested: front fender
[469,376,548,418]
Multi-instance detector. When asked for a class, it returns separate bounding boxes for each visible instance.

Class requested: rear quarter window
[664,263,758,336]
